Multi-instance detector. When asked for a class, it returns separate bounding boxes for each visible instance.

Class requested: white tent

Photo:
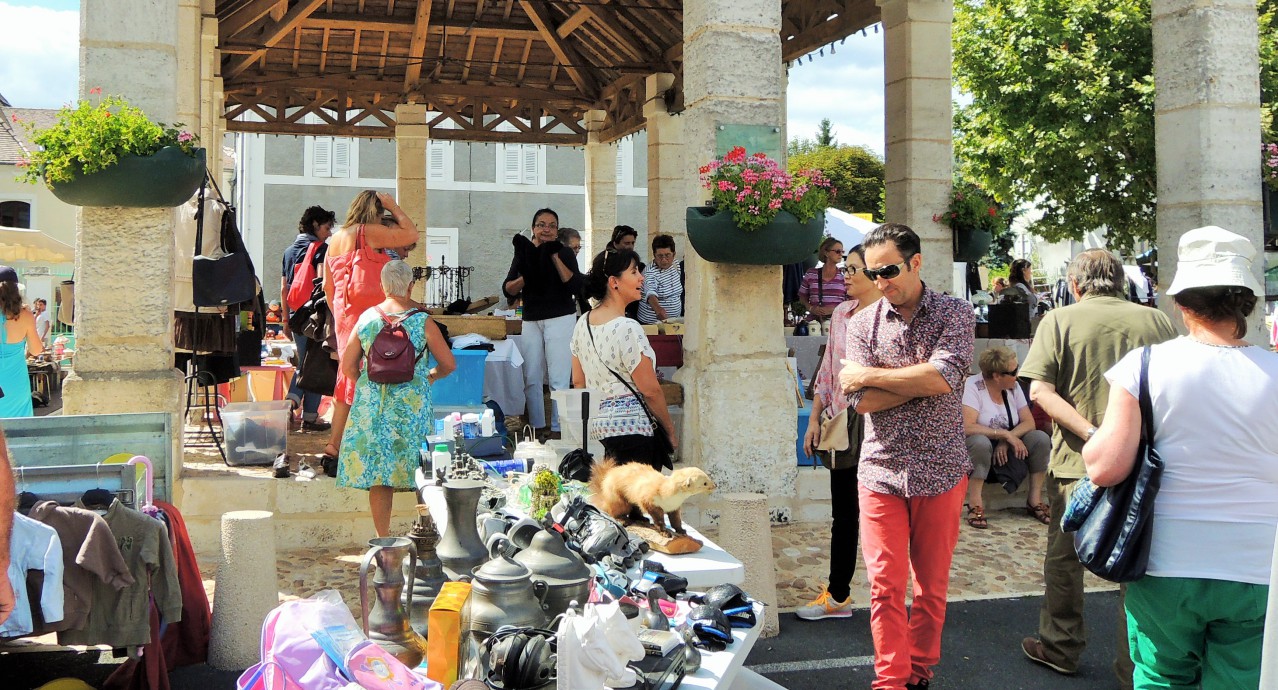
[823,208,878,251]
[0,226,74,264]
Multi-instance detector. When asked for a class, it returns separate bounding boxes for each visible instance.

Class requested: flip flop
[966,505,988,529]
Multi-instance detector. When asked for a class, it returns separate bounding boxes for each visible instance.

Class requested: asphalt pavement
[0,591,1127,689]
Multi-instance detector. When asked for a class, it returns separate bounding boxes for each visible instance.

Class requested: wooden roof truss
[215,0,878,144]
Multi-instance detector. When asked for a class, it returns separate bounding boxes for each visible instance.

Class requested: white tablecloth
[484,337,532,417]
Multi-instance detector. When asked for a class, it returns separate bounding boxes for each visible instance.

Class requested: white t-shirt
[35,311,50,342]
[569,315,657,440]
[960,374,1026,430]
[1105,337,1278,585]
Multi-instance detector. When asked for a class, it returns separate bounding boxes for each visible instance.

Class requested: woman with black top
[503,208,583,436]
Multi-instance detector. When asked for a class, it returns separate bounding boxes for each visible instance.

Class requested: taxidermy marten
[589,459,716,536]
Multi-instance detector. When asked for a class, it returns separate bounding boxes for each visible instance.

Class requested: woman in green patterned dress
[338,260,455,536]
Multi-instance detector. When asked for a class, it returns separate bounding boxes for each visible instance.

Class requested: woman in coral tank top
[321,191,420,466]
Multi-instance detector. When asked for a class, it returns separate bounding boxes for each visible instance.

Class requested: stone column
[63,1,185,440]
[879,0,954,290]
[644,73,686,248]
[395,104,431,301]
[583,109,618,259]
[676,0,797,513]
[1152,0,1264,337]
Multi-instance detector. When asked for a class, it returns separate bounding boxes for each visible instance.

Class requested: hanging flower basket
[953,227,993,263]
[47,147,206,208]
[686,206,824,265]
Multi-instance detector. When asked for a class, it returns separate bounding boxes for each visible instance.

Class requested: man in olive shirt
[1018,250,1177,686]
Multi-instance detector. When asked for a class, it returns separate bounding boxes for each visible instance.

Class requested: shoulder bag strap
[193,174,206,256]
[1001,389,1016,429]
[1138,346,1154,441]
[585,319,660,424]
[376,306,429,363]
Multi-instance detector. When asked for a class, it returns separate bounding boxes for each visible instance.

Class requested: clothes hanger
[15,467,40,514]
[80,463,115,510]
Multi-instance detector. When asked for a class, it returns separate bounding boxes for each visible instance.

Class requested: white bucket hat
[1164,225,1264,296]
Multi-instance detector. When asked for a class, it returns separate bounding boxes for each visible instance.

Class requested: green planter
[953,227,993,263]
[47,147,206,208]
[685,207,825,266]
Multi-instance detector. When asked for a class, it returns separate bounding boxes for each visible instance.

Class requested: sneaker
[272,453,291,479]
[906,679,930,690]
[301,420,332,432]
[794,586,853,621]
[1021,636,1077,675]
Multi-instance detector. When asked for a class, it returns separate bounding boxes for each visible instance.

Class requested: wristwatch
[1085,426,1098,440]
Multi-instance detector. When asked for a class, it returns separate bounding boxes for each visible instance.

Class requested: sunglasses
[862,260,911,281]
[1000,367,1019,377]
[841,266,861,276]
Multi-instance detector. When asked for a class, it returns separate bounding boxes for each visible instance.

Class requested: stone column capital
[394,103,430,123]
[877,0,953,26]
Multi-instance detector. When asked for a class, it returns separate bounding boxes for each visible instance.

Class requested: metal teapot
[466,534,549,641]
[512,521,591,619]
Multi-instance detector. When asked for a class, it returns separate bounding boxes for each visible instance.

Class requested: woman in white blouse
[569,248,677,471]
[962,346,1051,529]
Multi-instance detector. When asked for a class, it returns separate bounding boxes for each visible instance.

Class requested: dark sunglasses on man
[862,260,911,281]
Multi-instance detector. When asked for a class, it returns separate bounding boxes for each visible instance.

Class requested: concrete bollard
[716,493,780,638]
[209,510,280,670]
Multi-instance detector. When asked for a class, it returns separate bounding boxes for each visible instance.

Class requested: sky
[0,1,887,154]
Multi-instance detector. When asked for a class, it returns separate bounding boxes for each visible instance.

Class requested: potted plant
[687,147,835,265]
[16,89,205,208]
[934,181,1010,262]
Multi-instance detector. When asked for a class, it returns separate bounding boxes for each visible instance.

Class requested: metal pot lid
[514,529,591,584]
[473,534,532,583]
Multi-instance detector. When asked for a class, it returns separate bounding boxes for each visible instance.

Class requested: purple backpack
[237,599,348,690]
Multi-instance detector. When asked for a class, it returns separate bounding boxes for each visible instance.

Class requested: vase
[402,504,446,638]
[436,479,489,581]
[952,227,993,263]
[358,536,427,667]
[47,146,206,208]
[685,207,824,265]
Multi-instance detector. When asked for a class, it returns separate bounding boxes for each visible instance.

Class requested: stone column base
[62,369,184,417]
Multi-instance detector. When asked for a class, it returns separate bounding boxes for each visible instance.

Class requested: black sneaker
[272,453,291,479]
[301,420,332,432]
[321,454,339,477]
[906,679,929,690]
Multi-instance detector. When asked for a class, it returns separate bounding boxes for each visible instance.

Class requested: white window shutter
[502,145,522,184]
[331,138,352,178]
[521,145,539,185]
[428,142,447,181]
[616,145,625,184]
[312,137,333,177]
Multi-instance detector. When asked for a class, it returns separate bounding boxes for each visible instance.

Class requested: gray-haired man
[1018,249,1176,686]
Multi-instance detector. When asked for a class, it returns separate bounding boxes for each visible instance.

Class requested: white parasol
[0,226,75,264]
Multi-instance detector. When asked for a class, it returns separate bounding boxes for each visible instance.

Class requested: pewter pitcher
[437,478,489,580]
[358,536,426,667]
[466,534,549,641]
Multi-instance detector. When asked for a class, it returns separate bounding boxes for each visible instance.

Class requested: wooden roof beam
[403,0,435,91]
[781,2,879,61]
[224,0,327,79]
[518,0,598,97]
[221,0,284,39]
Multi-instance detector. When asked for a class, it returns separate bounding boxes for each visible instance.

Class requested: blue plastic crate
[430,349,488,406]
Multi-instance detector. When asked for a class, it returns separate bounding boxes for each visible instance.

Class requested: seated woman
[337,260,455,537]
[962,346,1051,528]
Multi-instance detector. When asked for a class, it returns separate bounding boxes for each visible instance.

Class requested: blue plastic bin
[430,349,488,406]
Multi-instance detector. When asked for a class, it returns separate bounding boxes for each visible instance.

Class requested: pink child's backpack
[237,599,349,690]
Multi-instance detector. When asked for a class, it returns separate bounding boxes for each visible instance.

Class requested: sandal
[1026,502,1051,525]
[966,505,988,529]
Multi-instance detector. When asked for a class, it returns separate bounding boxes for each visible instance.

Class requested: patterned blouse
[813,298,866,420]
[798,267,846,311]
[845,287,976,497]
[569,315,657,440]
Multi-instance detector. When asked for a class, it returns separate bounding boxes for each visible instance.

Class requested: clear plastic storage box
[220,401,291,466]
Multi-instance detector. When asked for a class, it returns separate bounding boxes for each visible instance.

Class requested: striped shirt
[637,262,683,324]
[798,267,846,310]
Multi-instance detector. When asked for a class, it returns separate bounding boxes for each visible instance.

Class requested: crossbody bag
[585,319,675,469]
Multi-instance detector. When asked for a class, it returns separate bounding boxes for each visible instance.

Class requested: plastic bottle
[461,413,481,439]
[431,444,451,475]
[480,409,496,437]
[809,320,823,337]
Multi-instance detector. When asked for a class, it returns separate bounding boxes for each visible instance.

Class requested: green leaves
[786,144,885,218]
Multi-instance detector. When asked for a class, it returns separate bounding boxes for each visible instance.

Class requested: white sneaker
[795,586,853,621]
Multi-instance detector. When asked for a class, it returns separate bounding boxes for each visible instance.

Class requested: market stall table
[482,338,527,418]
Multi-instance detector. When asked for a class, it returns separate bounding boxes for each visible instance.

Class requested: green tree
[953,0,1278,252]
[816,118,838,148]
[788,144,885,217]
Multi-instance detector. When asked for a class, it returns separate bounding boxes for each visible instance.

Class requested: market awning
[0,226,75,264]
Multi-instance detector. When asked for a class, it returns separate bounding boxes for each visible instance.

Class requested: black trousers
[827,466,861,601]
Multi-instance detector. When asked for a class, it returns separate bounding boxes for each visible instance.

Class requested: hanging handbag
[192,173,258,307]
[286,241,323,312]
[585,319,675,469]
[1063,346,1164,583]
[298,339,338,396]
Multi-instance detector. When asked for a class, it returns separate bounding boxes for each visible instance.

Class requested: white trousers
[521,313,575,430]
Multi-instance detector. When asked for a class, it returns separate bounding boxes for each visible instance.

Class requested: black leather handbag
[1067,346,1163,583]
[192,174,258,307]
[298,339,337,396]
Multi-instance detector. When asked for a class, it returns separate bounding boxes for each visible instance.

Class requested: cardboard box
[426,581,472,687]
[659,322,685,335]
[641,324,661,335]
[659,381,683,406]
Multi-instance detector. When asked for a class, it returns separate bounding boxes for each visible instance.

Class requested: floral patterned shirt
[845,287,975,497]
[569,315,657,440]
[814,298,863,420]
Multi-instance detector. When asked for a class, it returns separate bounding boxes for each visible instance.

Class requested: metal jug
[358,536,427,667]
[402,504,447,637]
[437,478,488,580]
[466,534,549,641]
[513,524,591,619]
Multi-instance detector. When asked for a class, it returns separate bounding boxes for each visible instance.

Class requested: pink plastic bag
[345,640,441,690]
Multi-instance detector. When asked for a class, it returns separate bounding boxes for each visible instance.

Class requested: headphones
[484,626,557,689]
